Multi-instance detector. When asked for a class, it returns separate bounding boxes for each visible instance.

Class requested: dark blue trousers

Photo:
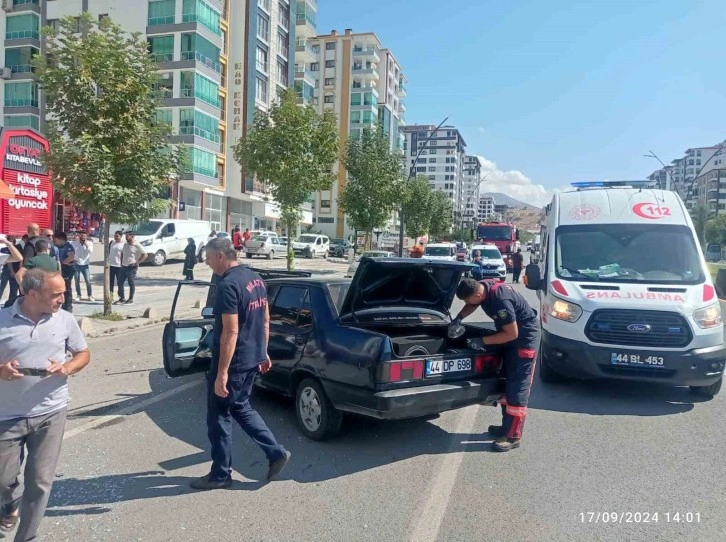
[206,366,286,481]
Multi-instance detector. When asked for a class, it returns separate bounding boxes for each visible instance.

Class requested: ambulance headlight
[550,298,582,323]
[693,303,722,329]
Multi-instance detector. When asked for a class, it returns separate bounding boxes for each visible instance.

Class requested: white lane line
[409,405,480,542]
[63,378,205,440]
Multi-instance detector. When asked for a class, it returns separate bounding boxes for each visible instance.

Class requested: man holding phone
[0,269,90,541]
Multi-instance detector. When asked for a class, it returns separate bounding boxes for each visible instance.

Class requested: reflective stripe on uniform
[505,404,527,417]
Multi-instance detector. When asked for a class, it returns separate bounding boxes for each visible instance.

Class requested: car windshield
[252,235,268,241]
[425,246,452,256]
[555,224,704,284]
[361,251,390,258]
[475,248,502,260]
[129,221,162,236]
[327,282,351,314]
[298,235,317,243]
[706,243,720,252]
[331,239,346,245]
[476,225,512,241]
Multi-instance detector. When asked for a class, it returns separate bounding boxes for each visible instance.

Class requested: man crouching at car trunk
[453,278,539,452]
[190,238,291,490]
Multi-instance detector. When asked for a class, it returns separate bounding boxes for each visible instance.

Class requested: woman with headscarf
[183,238,197,280]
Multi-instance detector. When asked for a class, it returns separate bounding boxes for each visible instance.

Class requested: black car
[162,259,504,440]
[329,238,353,258]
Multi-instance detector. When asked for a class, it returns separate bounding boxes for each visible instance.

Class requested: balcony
[295,39,316,60]
[352,46,380,62]
[295,2,317,37]
[294,65,316,87]
[351,82,377,93]
[4,46,37,75]
[351,64,379,80]
[181,50,222,73]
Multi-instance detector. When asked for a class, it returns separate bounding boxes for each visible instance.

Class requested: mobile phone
[17,368,48,377]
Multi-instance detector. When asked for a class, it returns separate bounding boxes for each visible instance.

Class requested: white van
[129,219,212,266]
[424,242,457,261]
[525,181,725,397]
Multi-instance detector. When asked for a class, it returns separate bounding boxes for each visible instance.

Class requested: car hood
[339,258,474,320]
[292,241,314,248]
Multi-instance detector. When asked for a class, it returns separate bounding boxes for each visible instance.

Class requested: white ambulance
[525,180,725,396]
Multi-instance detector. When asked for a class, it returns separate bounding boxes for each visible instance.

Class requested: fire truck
[475,221,520,271]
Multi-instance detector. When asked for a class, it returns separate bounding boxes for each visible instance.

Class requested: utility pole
[398,116,450,257]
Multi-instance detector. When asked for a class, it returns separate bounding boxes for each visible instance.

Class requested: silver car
[346,250,395,277]
[244,234,285,259]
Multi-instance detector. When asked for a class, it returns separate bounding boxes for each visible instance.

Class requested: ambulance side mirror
[524,264,542,291]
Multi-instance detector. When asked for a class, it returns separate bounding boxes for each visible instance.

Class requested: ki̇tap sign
[6,143,43,168]
[8,172,50,210]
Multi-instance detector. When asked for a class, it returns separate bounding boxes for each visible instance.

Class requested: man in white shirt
[108,230,125,302]
[71,230,94,302]
[117,231,147,305]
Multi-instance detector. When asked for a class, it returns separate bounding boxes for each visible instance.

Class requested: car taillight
[378,360,424,382]
[474,354,500,373]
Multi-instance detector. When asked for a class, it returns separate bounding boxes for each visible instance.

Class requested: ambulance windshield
[555,224,704,284]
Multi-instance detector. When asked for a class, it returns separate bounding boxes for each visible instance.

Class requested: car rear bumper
[323,378,503,420]
[542,329,726,386]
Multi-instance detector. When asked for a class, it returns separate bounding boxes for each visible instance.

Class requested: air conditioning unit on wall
[0,68,12,80]
[1,0,12,13]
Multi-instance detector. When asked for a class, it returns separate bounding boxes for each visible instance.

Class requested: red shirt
[232,231,243,248]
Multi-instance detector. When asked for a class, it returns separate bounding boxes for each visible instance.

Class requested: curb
[81,316,167,339]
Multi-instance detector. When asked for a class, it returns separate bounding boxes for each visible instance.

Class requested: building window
[350,111,361,123]
[4,81,38,107]
[99,13,109,21]
[363,92,375,105]
[258,0,271,11]
[185,146,218,178]
[155,108,173,126]
[310,62,319,71]
[320,199,331,208]
[416,167,426,173]
[428,167,436,172]
[350,93,361,106]
[4,47,38,74]
[325,60,335,68]
[257,13,270,42]
[255,76,268,103]
[278,3,289,30]
[276,31,289,59]
[179,108,220,142]
[350,128,361,141]
[148,0,176,26]
[148,35,174,62]
[6,13,40,40]
[325,42,336,50]
[323,95,334,104]
[276,60,288,86]
[182,0,222,36]
[3,115,39,130]
[324,77,334,86]
[180,32,221,72]
[429,158,436,163]
[256,45,268,73]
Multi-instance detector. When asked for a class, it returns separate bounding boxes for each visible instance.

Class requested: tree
[400,175,433,240]
[428,191,454,239]
[338,127,404,249]
[234,88,338,270]
[691,204,709,246]
[706,214,726,245]
[34,14,184,315]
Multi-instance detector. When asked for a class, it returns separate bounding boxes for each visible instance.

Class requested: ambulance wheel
[690,377,722,397]
[539,348,566,384]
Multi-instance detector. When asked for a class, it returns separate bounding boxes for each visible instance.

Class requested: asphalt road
[29,282,726,541]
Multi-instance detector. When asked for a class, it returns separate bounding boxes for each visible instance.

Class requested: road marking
[63,378,205,441]
[409,405,480,542]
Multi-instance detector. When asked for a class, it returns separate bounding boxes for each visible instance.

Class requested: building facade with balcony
[694,168,726,216]
[460,155,483,228]
[478,194,495,221]
[301,29,407,239]
[402,124,466,224]
[0,0,299,233]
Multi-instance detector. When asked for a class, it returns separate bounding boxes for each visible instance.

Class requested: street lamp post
[398,116,450,257]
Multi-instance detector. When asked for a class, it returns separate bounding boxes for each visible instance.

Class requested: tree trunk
[364,230,370,251]
[102,220,111,315]
[286,218,295,271]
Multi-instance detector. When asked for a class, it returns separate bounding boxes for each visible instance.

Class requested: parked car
[279,236,288,247]
[162,259,502,440]
[346,250,395,277]
[292,234,330,258]
[244,234,285,259]
[705,243,722,262]
[456,247,469,262]
[329,238,353,258]
[470,244,507,281]
[130,219,211,266]
[424,242,457,261]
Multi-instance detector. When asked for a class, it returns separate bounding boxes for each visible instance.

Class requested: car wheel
[295,378,342,441]
[246,253,252,259]
[690,377,722,397]
[539,346,566,384]
[153,250,166,266]
[267,250,275,260]
[305,248,314,259]
[197,247,206,263]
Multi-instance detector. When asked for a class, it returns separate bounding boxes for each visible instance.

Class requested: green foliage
[691,205,709,246]
[401,175,433,239]
[429,191,454,238]
[234,88,338,270]
[705,213,726,245]
[34,13,184,314]
[338,127,404,248]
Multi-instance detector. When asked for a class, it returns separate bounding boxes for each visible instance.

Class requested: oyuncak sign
[0,129,52,235]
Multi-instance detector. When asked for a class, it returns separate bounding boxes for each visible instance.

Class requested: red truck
[475,221,519,271]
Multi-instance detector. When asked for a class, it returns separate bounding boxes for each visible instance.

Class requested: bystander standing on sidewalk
[0,269,91,542]
[53,233,76,313]
[21,224,40,264]
[117,231,147,305]
[0,237,24,309]
[183,238,197,281]
[108,231,125,302]
[15,240,60,295]
[71,231,94,302]
[40,229,58,261]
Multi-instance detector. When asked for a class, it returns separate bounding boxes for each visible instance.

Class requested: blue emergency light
[570,180,657,189]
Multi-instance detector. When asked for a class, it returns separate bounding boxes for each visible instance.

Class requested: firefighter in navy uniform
[453,277,539,452]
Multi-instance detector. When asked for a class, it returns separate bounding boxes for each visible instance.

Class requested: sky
[317,0,726,207]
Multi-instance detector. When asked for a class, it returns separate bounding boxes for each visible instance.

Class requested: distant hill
[483,192,541,211]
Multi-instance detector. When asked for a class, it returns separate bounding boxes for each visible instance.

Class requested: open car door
[162,280,215,378]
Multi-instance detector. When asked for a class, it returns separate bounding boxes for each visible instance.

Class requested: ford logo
[627,323,651,333]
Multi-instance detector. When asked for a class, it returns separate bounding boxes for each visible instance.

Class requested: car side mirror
[201,306,214,318]
[524,263,542,290]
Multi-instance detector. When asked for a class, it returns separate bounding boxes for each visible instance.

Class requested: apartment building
[0,0,300,233]
[402,124,466,222]
[694,168,726,216]
[478,194,495,221]
[302,28,406,238]
[460,155,483,228]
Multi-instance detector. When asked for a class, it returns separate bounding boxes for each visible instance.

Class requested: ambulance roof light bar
[570,180,658,190]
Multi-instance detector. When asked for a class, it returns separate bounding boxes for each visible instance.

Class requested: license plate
[610,353,665,368]
[426,358,472,376]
